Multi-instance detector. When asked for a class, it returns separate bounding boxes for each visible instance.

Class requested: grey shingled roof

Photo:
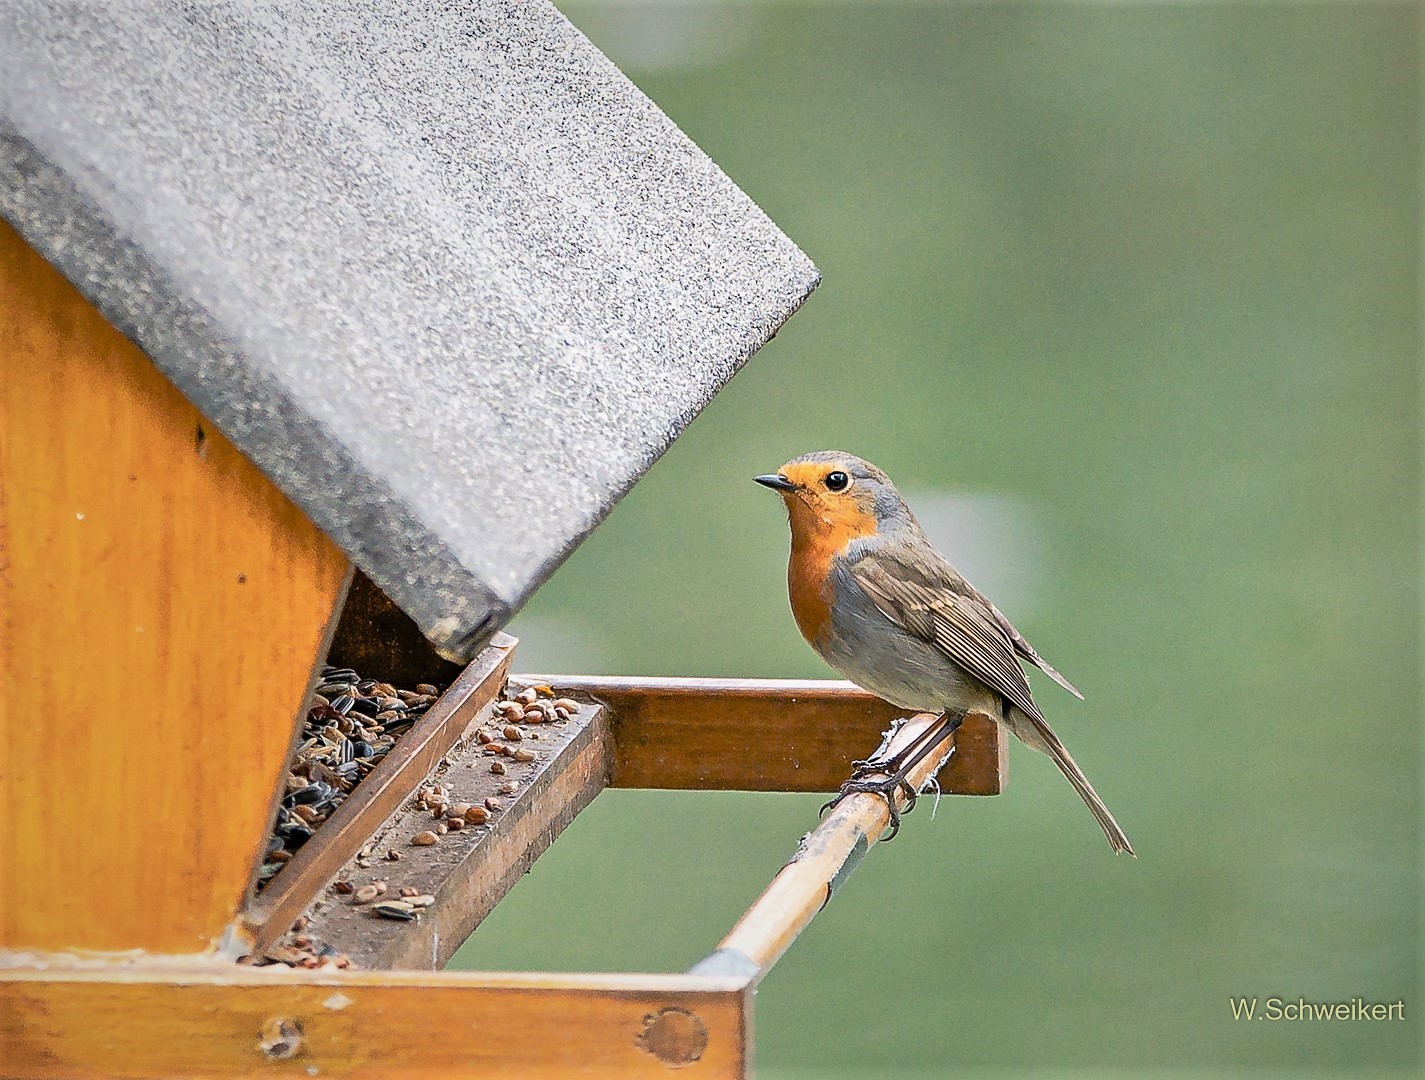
[0,1,817,661]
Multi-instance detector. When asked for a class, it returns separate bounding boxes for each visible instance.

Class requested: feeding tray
[0,2,1007,1076]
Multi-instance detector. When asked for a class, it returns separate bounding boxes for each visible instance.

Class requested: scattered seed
[553,698,580,713]
[451,802,473,817]
[373,900,418,921]
[490,760,506,775]
[532,684,554,695]
[400,886,418,897]
[503,725,522,741]
[353,884,382,904]
[416,683,438,696]
[411,831,438,846]
[333,880,355,895]
[384,849,402,861]
[476,729,495,744]
[410,894,437,908]
[446,816,465,830]
[514,687,538,706]
[498,781,519,795]
[485,797,503,811]
[464,805,489,825]
[512,748,536,763]
[435,822,448,836]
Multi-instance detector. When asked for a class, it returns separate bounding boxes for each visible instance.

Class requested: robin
[755,450,1134,854]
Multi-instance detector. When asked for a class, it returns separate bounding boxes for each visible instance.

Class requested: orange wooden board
[0,221,350,953]
[0,968,749,1079]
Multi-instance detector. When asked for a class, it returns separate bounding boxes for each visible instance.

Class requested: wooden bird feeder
[0,4,1007,1076]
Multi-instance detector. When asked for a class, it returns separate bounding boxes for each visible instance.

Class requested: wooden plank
[517,675,1007,795]
[0,966,749,1079]
[328,568,464,690]
[280,699,611,970]
[0,220,351,954]
[243,635,518,953]
[690,712,968,983]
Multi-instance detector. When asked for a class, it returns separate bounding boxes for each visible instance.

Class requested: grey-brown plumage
[759,450,1135,855]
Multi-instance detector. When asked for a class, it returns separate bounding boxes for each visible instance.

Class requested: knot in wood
[636,1007,708,1068]
[258,1016,304,1060]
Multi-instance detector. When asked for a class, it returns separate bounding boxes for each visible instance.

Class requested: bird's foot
[819,771,921,840]
[849,718,908,776]
[820,710,966,840]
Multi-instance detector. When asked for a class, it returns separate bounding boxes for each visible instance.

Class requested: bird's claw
[848,757,894,781]
[819,773,920,841]
[850,718,909,775]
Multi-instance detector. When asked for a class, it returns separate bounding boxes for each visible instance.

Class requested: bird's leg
[821,711,965,841]
[847,712,946,784]
[849,718,907,775]
[831,714,948,825]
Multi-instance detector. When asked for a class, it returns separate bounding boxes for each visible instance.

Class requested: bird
[755,450,1134,855]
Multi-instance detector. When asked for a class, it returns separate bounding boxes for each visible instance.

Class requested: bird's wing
[849,550,1044,723]
[986,600,1083,699]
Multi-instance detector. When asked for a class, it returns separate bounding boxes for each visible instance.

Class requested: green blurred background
[449,2,1421,1075]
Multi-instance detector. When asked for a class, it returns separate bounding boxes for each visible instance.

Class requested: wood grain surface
[517,675,1008,795]
[328,569,464,689]
[0,966,749,1079]
[0,220,351,953]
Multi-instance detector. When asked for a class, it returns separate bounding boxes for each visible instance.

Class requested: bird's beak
[754,473,798,493]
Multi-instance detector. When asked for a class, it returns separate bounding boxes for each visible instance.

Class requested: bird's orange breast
[784,499,878,645]
[788,538,835,645]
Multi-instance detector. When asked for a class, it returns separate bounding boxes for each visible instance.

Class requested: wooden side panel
[0,968,749,1079]
[328,569,463,690]
[0,221,350,953]
[519,675,1008,795]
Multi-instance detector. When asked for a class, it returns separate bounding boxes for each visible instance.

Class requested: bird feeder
[0,4,1007,1076]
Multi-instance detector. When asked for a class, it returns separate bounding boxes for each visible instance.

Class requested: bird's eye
[824,471,850,492]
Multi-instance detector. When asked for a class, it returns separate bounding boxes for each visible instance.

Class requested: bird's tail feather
[1007,709,1135,857]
